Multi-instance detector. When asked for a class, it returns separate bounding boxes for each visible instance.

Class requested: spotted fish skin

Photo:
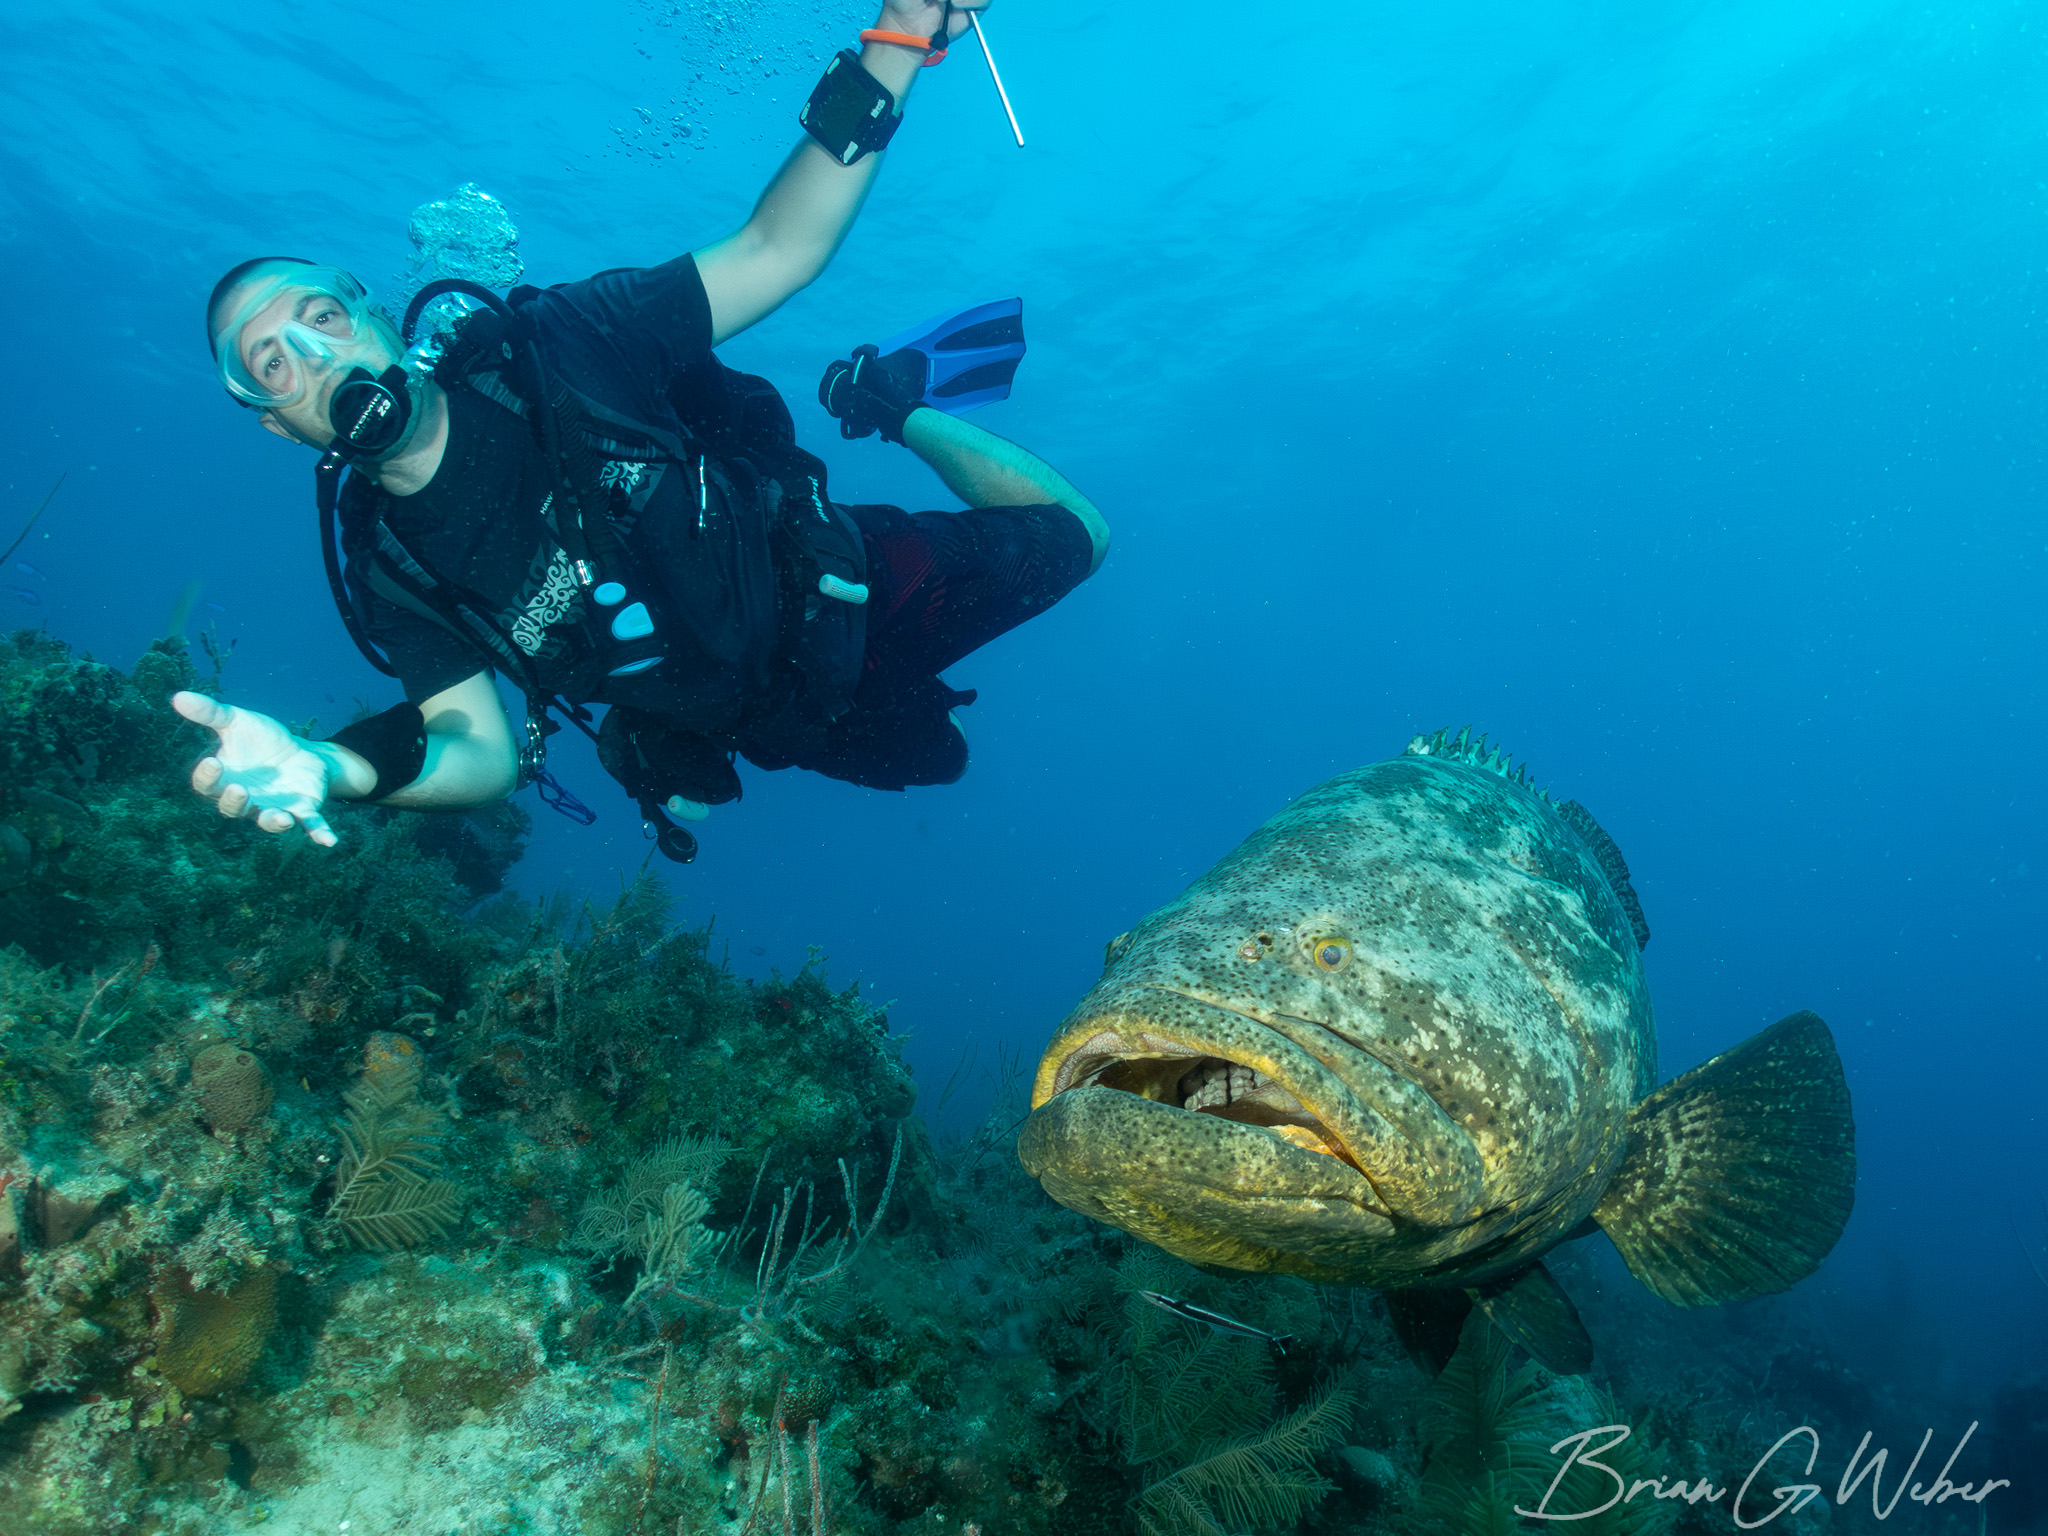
[1021,741,1659,1292]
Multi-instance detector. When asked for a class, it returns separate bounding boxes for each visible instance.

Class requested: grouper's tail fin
[1593,1011,1855,1306]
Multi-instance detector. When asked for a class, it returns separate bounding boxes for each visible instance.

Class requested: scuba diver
[175,0,1107,863]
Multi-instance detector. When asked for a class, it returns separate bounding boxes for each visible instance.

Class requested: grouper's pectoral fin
[1593,1010,1855,1307]
[1469,1261,1594,1376]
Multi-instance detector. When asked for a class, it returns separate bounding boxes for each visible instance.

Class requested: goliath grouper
[1018,730,1855,1373]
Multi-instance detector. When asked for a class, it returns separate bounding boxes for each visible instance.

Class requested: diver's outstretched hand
[172,691,339,847]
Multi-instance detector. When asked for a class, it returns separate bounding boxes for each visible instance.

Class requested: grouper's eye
[1309,937,1351,972]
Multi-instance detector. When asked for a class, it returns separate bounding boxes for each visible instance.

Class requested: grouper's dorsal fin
[1404,725,1554,803]
[1554,799,1652,951]
[1593,1011,1855,1308]
[1404,727,1651,951]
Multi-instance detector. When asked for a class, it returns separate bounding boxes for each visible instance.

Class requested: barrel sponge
[190,1044,273,1133]
[153,1267,278,1397]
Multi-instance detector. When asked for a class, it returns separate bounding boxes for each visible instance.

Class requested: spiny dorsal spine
[1403,726,1553,804]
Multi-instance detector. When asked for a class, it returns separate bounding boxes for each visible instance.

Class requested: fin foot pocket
[1594,1010,1854,1306]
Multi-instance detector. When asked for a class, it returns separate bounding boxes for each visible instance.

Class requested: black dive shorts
[797,501,1095,791]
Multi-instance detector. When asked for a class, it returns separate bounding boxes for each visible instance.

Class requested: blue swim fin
[876,297,1025,414]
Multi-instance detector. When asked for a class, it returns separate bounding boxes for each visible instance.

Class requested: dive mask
[213,266,394,409]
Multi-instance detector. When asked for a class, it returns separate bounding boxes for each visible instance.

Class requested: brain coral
[153,1267,278,1397]
[190,1044,273,1133]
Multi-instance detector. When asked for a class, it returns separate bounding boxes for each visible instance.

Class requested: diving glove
[818,344,927,444]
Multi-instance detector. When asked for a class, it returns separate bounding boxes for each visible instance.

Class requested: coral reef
[187,1045,271,1136]
[0,629,1997,1535]
[327,1035,463,1250]
[152,1267,278,1399]
[1412,1319,1677,1536]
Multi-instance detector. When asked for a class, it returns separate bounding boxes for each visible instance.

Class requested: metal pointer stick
[968,12,1025,147]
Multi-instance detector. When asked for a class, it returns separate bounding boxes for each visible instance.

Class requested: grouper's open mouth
[1018,986,1487,1273]
[1049,1022,1372,1177]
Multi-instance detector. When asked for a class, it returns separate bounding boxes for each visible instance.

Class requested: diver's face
[222,282,392,447]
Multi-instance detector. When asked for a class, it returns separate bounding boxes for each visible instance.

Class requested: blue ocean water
[1,0,2043,1519]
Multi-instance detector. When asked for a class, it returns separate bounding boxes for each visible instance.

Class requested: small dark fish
[1136,1291,1292,1353]
[6,587,40,606]
[203,601,226,613]
[749,945,767,956]
[15,562,41,578]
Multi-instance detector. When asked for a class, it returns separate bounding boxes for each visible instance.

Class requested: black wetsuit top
[357,255,792,741]
[348,255,1096,792]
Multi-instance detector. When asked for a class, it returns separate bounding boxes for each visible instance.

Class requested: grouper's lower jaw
[1017,1085,1399,1284]
[1028,986,1486,1229]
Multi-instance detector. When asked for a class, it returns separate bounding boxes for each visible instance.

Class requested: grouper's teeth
[1178,1059,1262,1111]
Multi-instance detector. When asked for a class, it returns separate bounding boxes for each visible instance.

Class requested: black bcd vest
[325,299,870,776]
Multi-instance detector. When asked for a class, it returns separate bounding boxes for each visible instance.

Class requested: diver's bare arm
[695,0,972,343]
[902,409,1109,574]
[314,671,519,809]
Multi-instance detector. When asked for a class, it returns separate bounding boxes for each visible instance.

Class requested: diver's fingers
[192,756,224,796]
[665,795,711,823]
[172,689,232,735]
[216,782,250,818]
[254,801,337,847]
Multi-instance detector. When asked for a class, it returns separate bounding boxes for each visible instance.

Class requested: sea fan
[1535,1382,1678,1536]
[1131,1381,1355,1536]
[1421,1318,1566,1484]
[1412,1320,1678,1536]
[1111,1249,1274,1463]
[327,1075,462,1250]
[1120,1330,1272,1467]
[639,1181,718,1279]
[574,1132,730,1256]
[1412,1470,1531,1536]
